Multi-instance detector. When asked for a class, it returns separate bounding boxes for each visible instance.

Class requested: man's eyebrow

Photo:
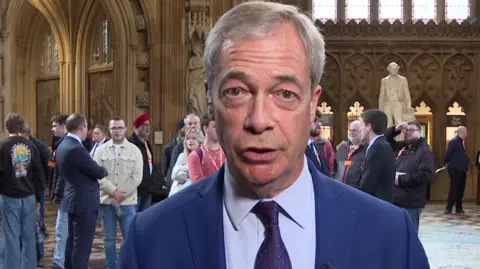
[218,70,251,88]
[218,71,303,90]
[271,74,303,89]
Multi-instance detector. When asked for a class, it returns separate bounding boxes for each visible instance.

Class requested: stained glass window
[412,0,436,21]
[346,0,370,21]
[312,0,337,21]
[102,17,109,63]
[445,0,470,21]
[379,0,403,21]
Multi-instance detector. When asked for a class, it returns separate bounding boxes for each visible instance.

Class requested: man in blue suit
[56,113,108,269]
[119,2,430,269]
[444,126,469,214]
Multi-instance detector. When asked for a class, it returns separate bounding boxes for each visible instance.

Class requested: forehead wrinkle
[218,69,304,94]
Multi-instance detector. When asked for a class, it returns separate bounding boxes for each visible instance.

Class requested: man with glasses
[94,116,143,269]
[385,121,435,232]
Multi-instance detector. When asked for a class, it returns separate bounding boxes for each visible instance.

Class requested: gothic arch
[408,53,442,106]
[442,53,475,108]
[412,92,438,113]
[3,1,62,131]
[75,0,138,124]
[377,53,407,76]
[320,53,340,103]
[343,53,375,107]
[137,0,158,42]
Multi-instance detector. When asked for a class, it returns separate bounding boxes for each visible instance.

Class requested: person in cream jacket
[93,116,143,269]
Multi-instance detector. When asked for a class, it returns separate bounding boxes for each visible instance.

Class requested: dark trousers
[65,211,98,269]
[446,168,467,211]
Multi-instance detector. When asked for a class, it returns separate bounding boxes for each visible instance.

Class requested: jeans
[53,208,69,268]
[136,191,151,213]
[404,208,423,233]
[0,194,37,269]
[99,205,136,269]
[36,190,46,260]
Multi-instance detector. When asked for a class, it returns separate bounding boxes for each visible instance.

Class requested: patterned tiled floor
[5,201,480,268]
[419,202,480,269]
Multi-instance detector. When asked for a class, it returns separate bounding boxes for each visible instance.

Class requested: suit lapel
[182,167,226,269]
[309,162,356,268]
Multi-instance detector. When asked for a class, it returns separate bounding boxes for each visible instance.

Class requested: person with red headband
[127,113,154,212]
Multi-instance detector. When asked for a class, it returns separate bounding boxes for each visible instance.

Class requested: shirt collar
[107,139,127,148]
[66,133,82,144]
[224,156,314,231]
[367,134,384,150]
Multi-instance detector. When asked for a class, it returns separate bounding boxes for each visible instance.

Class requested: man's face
[185,116,200,129]
[138,121,151,138]
[404,124,420,141]
[204,120,218,141]
[92,128,106,143]
[109,120,127,141]
[359,120,371,142]
[310,117,321,137]
[348,122,362,144]
[51,122,66,137]
[80,123,88,141]
[212,22,321,197]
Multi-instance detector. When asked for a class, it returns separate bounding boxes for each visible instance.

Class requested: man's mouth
[241,147,278,163]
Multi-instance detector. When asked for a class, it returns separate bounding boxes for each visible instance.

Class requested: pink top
[188,145,226,182]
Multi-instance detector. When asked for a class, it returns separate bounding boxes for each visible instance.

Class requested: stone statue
[379,62,413,127]
[186,41,207,116]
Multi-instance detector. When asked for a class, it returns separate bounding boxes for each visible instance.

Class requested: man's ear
[310,85,322,123]
[207,88,214,121]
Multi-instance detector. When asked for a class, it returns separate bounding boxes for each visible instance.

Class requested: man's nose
[244,95,275,134]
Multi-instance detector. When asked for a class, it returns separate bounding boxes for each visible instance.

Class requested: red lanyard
[202,144,224,170]
[144,142,152,164]
[396,146,406,160]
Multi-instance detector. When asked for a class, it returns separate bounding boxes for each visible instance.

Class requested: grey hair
[204,1,325,92]
[183,113,200,125]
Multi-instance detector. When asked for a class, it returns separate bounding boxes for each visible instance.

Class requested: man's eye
[278,90,298,100]
[224,87,242,96]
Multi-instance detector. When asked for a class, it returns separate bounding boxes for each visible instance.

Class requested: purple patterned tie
[253,201,292,269]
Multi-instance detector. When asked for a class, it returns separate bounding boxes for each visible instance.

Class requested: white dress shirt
[223,156,316,269]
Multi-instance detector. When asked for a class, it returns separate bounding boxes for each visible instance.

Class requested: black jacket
[0,136,45,201]
[385,127,435,208]
[127,133,154,191]
[29,135,52,182]
[358,136,396,203]
[162,138,178,179]
[51,135,66,204]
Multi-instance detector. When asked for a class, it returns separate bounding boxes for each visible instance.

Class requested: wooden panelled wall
[318,20,480,200]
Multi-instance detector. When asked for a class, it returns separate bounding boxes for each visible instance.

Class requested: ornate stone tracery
[184,0,211,116]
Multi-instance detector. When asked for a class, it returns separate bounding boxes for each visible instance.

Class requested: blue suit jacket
[56,136,107,213]
[119,160,429,269]
[444,136,469,172]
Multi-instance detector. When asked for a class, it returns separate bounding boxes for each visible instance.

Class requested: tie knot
[253,201,280,227]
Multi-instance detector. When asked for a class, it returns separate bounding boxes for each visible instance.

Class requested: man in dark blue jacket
[444,126,469,214]
[56,113,108,269]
